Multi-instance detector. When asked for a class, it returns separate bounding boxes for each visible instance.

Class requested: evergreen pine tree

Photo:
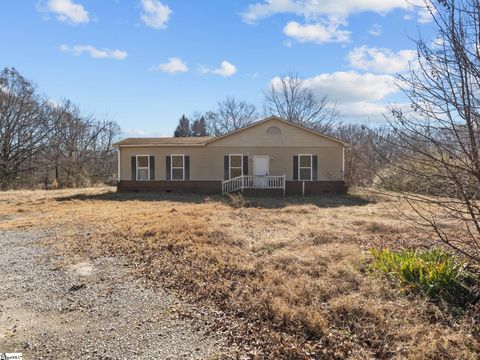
[173,115,191,137]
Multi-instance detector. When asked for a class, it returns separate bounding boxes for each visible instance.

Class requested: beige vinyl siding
[118,117,345,182]
[119,146,343,181]
[207,118,342,147]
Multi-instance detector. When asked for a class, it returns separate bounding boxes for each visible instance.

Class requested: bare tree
[45,100,119,187]
[0,67,120,189]
[86,118,120,183]
[207,97,257,135]
[376,0,480,263]
[0,67,51,189]
[333,124,394,187]
[263,72,338,133]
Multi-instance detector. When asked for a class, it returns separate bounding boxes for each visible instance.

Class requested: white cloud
[140,0,172,29]
[347,46,416,74]
[242,0,425,24]
[242,0,299,24]
[417,7,435,23]
[200,61,237,77]
[123,129,170,137]
[270,71,400,119]
[151,57,188,73]
[42,0,90,24]
[431,37,445,49]
[283,20,350,44]
[47,99,62,108]
[125,129,148,136]
[242,0,432,46]
[338,101,388,117]
[369,24,382,36]
[60,45,128,60]
[337,101,411,118]
[302,71,397,102]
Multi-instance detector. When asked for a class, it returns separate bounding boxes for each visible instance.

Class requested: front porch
[222,175,286,195]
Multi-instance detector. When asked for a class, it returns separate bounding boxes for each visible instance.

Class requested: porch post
[117,148,121,183]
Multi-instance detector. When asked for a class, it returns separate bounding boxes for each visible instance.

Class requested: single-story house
[113,116,348,196]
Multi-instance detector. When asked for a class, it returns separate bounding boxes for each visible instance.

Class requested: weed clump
[370,248,477,305]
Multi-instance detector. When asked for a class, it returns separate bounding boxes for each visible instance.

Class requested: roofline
[113,116,349,148]
[113,143,208,148]
[113,137,211,148]
[203,116,349,147]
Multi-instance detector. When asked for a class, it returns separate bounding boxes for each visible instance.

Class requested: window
[137,155,150,181]
[229,154,243,179]
[171,154,184,180]
[298,154,312,180]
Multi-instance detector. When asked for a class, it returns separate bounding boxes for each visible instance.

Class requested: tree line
[0,67,120,189]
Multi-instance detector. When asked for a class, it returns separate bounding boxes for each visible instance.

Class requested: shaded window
[171,155,184,180]
[136,155,150,181]
[298,154,312,180]
[229,154,243,179]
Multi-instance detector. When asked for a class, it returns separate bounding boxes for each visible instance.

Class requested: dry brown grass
[0,187,478,359]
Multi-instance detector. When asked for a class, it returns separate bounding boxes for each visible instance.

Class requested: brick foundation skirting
[285,181,347,196]
[118,180,222,195]
[242,188,285,197]
[118,180,346,196]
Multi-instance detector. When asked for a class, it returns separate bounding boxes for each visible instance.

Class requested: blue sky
[0,0,436,136]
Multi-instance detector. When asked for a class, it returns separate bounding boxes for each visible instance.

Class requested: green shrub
[370,248,476,304]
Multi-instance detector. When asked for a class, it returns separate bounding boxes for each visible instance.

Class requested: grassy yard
[0,187,478,359]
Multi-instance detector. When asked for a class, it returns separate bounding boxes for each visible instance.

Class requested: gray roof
[114,136,213,146]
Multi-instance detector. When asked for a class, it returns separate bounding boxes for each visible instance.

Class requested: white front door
[253,156,269,176]
[253,156,269,187]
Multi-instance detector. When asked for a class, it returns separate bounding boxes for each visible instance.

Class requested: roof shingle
[114,136,213,146]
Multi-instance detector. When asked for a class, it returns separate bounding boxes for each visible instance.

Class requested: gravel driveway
[0,229,226,359]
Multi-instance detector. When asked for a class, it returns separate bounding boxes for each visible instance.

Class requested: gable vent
[266,126,281,135]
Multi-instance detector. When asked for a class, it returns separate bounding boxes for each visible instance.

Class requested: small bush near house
[370,248,478,305]
[226,193,250,208]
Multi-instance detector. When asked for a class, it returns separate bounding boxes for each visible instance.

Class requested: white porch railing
[222,175,286,195]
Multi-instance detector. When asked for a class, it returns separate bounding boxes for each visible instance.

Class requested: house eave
[113,143,208,148]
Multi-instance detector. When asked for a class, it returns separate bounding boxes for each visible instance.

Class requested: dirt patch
[0,229,227,359]
[65,260,95,276]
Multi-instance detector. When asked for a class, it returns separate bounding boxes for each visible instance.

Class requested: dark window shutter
[243,155,248,175]
[224,156,229,180]
[149,156,155,181]
[312,155,318,180]
[131,156,137,181]
[293,155,298,180]
[184,156,190,180]
[166,156,171,180]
